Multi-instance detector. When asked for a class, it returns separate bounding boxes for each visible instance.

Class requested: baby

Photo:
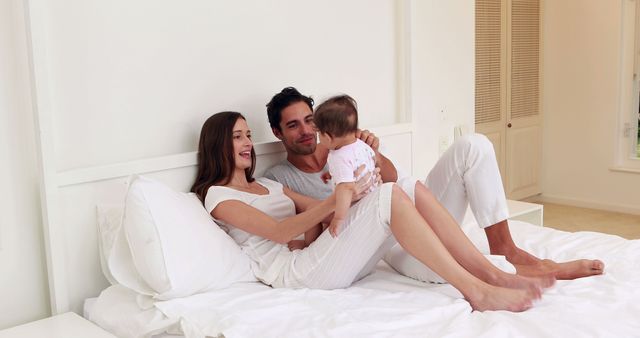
[313,94,378,237]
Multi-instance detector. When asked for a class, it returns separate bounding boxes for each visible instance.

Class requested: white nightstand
[0,312,116,338]
[506,199,543,226]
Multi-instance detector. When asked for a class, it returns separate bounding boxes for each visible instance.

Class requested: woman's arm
[284,187,321,213]
[211,194,336,245]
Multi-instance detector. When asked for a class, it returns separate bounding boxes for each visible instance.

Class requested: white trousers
[385,133,514,283]
[271,183,398,289]
[272,134,512,288]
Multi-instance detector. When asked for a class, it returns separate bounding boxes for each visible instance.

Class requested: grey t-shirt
[263,160,333,200]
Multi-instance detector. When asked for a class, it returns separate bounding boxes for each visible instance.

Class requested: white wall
[410,0,475,176]
[40,0,399,172]
[0,0,50,329]
[541,0,640,215]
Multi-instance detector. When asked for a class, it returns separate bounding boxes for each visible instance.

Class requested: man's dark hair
[266,87,314,131]
[313,94,358,138]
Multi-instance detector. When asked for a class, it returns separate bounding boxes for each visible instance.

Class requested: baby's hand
[287,240,306,251]
[321,171,332,184]
[328,218,344,238]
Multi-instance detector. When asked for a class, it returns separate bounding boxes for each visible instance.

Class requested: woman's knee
[414,180,435,200]
[391,184,412,206]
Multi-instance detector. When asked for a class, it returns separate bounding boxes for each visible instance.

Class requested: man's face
[273,101,317,155]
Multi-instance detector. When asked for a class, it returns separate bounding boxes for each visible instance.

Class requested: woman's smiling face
[231,118,253,170]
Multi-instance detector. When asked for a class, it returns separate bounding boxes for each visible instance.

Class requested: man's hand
[356,129,398,183]
[356,129,380,153]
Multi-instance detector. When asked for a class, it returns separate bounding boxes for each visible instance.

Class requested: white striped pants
[271,133,513,288]
[271,183,398,289]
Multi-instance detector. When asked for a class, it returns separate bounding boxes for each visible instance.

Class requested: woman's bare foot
[493,272,555,293]
[466,284,538,312]
[514,259,605,280]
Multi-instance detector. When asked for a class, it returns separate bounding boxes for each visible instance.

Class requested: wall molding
[57,123,413,188]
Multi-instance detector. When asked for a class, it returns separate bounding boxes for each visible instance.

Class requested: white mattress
[87,220,640,338]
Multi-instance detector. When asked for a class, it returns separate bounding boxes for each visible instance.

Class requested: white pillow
[113,175,256,300]
[96,204,124,285]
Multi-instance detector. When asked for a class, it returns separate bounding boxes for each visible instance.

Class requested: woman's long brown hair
[191,111,256,202]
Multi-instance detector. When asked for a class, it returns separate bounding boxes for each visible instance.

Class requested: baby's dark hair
[313,94,358,138]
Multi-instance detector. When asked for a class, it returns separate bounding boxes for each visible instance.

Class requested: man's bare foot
[492,246,541,266]
[514,259,605,280]
[466,284,538,312]
[491,243,604,280]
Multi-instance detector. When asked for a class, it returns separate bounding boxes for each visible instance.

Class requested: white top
[328,139,377,187]
[204,177,294,285]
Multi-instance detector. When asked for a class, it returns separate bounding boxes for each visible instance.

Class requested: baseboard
[535,194,640,216]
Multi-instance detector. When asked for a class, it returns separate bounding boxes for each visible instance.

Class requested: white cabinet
[506,199,543,226]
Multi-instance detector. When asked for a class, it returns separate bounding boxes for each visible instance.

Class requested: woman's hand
[351,165,382,202]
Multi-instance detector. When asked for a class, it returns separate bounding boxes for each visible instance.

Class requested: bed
[44,127,640,338]
[85,219,640,338]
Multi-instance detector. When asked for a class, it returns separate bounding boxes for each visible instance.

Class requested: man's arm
[356,129,398,183]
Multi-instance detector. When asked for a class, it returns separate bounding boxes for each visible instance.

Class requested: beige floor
[540,202,640,240]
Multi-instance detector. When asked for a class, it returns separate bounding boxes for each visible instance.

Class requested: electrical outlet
[454,124,469,140]
[438,136,451,156]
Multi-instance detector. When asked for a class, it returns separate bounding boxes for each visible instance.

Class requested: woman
[191,111,553,312]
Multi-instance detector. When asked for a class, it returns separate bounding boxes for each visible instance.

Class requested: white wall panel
[40,0,398,171]
[410,0,475,176]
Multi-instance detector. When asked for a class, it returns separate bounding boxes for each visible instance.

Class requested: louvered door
[475,0,541,199]
[475,0,507,178]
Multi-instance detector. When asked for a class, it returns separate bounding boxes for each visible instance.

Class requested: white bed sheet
[88,220,640,338]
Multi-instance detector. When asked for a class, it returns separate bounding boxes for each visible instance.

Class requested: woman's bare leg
[388,185,538,312]
[412,182,554,290]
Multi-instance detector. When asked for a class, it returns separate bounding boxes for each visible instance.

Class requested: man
[264,86,604,280]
